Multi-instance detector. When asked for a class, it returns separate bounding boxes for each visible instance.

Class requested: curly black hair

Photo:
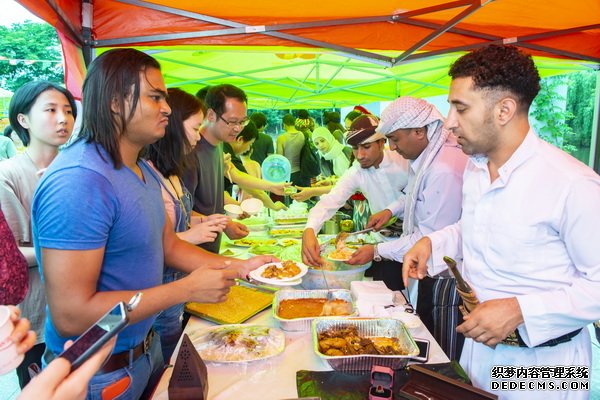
[449,45,540,108]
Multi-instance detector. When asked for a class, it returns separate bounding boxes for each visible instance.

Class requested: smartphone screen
[59,302,129,370]
[411,338,430,362]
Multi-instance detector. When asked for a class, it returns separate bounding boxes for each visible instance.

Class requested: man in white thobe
[347,96,468,359]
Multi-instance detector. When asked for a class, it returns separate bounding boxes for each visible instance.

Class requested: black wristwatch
[373,244,382,262]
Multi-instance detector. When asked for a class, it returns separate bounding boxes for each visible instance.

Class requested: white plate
[250,277,302,287]
[326,253,354,262]
[190,324,285,363]
[249,261,308,285]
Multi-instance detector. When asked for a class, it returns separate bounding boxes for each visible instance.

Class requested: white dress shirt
[377,137,467,260]
[305,149,409,233]
[428,130,600,399]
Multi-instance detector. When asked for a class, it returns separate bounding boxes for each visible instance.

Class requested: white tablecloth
[152,306,449,399]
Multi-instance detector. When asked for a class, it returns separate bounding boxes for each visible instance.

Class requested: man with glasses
[185,84,287,254]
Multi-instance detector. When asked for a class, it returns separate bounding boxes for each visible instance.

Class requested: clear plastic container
[301,263,370,290]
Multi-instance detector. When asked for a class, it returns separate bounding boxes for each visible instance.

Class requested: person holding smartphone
[31,48,277,399]
[4,305,114,400]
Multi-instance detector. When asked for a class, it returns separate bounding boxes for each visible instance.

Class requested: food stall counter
[152,305,449,399]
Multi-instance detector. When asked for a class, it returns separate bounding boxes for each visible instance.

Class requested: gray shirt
[278,131,304,173]
[184,135,224,254]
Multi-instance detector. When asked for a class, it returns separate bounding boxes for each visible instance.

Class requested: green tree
[531,75,577,154]
[0,21,63,91]
[566,70,596,149]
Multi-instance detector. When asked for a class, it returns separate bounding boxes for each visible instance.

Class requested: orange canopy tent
[16,0,600,99]
[13,0,600,169]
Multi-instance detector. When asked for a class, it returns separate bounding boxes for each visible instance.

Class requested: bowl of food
[240,198,264,216]
[302,263,370,290]
[224,204,243,219]
[299,243,372,290]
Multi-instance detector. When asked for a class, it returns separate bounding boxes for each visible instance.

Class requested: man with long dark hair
[32,49,275,398]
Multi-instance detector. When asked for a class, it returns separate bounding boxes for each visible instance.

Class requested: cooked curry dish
[318,325,409,357]
[278,298,352,319]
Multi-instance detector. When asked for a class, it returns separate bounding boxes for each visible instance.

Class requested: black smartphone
[58,301,129,370]
[411,338,430,362]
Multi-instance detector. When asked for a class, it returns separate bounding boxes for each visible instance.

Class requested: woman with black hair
[145,87,228,361]
[1,80,77,387]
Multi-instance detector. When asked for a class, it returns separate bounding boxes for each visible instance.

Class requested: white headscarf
[378,96,444,139]
[312,127,350,177]
[379,97,451,235]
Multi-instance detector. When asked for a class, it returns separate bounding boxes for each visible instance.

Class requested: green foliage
[531,75,577,154]
[0,22,63,91]
[566,70,596,147]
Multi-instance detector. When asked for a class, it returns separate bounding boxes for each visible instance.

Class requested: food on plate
[193,325,285,362]
[185,285,273,324]
[326,233,379,246]
[280,239,298,247]
[221,249,236,256]
[317,325,409,357]
[278,298,352,319]
[233,238,277,247]
[328,247,355,260]
[261,260,301,279]
[269,228,304,237]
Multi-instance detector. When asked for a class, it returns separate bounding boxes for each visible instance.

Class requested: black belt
[503,328,582,348]
[97,330,155,374]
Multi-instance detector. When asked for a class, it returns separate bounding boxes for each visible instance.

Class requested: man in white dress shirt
[301,114,409,290]
[404,44,600,399]
[347,97,468,359]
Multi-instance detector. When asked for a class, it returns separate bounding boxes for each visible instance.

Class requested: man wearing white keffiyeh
[347,96,468,359]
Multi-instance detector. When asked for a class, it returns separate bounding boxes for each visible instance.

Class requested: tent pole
[590,70,600,173]
[82,0,93,66]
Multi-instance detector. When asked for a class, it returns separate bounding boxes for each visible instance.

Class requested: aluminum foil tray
[272,289,356,332]
[312,318,419,371]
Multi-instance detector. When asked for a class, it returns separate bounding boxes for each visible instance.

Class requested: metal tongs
[334,227,375,249]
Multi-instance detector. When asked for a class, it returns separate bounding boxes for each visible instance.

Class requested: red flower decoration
[350,192,366,201]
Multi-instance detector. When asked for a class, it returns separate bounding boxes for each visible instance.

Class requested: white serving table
[152,304,449,399]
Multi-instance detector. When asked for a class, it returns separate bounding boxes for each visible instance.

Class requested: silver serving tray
[272,289,356,331]
[312,317,419,371]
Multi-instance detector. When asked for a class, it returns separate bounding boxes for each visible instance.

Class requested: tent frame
[67,0,600,68]
[23,0,600,168]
